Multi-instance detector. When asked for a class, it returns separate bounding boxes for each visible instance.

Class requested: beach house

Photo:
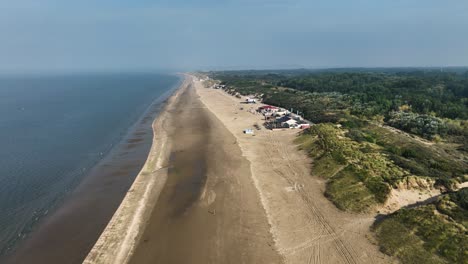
[245,98,256,104]
[243,129,255,134]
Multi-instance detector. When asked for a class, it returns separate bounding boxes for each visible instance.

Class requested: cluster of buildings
[258,105,310,129]
[201,78,312,131]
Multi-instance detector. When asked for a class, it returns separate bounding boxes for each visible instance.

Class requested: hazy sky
[1,0,467,72]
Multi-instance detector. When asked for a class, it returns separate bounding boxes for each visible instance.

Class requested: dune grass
[374,189,468,264]
[295,124,405,212]
[374,217,445,264]
[325,166,377,212]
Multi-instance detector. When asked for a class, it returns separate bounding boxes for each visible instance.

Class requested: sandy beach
[128,78,282,263]
[83,75,395,264]
[85,76,281,263]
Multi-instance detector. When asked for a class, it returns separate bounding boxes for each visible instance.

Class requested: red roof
[259,105,278,109]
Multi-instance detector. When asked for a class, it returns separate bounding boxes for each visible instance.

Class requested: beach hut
[275,110,289,117]
[244,129,255,134]
[283,119,298,128]
[246,98,256,104]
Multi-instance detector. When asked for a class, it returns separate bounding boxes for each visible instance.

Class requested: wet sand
[128,82,282,263]
[3,83,178,264]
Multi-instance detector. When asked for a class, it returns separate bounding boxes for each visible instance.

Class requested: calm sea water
[0,73,180,256]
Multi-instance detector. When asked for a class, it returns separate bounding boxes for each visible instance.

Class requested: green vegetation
[361,125,466,189]
[386,111,448,140]
[374,188,468,264]
[296,124,408,212]
[211,69,468,143]
[326,166,377,212]
[209,69,467,197]
[293,121,466,212]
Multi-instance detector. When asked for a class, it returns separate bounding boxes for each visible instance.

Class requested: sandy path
[194,77,393,264]
[128,82,282,263]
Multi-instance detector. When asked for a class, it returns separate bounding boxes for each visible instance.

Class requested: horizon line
[1,65,468,76]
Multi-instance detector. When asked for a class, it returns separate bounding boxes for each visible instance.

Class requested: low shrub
[374,193,468,264]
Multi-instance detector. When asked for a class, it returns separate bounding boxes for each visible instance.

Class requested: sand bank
[193,76,393,264]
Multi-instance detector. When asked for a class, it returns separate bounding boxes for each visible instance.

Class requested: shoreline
[83,76,190,263]
[3,74,183,264]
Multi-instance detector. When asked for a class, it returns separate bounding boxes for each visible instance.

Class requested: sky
[1,0,467,72]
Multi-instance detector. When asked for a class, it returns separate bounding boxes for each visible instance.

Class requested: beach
[86,76,281,263]
[84,75,394,264]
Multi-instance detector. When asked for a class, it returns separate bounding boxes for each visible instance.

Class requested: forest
[211,69,468,144]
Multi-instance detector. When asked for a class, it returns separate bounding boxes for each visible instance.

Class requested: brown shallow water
[129,85,282,264]
[3,96,169,264]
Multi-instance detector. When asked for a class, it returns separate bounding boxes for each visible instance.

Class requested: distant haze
[1,0,468,73]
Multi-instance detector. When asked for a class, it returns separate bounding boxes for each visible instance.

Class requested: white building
[244,129,255,134]
[284,119,298,128]
[245,98,256,104]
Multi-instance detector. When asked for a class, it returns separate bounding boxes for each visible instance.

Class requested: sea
[0,72,181,258]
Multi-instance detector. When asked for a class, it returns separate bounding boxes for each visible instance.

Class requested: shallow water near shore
[0,73,181,262]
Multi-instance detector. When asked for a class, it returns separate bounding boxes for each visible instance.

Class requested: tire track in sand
[265,132,358,264]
